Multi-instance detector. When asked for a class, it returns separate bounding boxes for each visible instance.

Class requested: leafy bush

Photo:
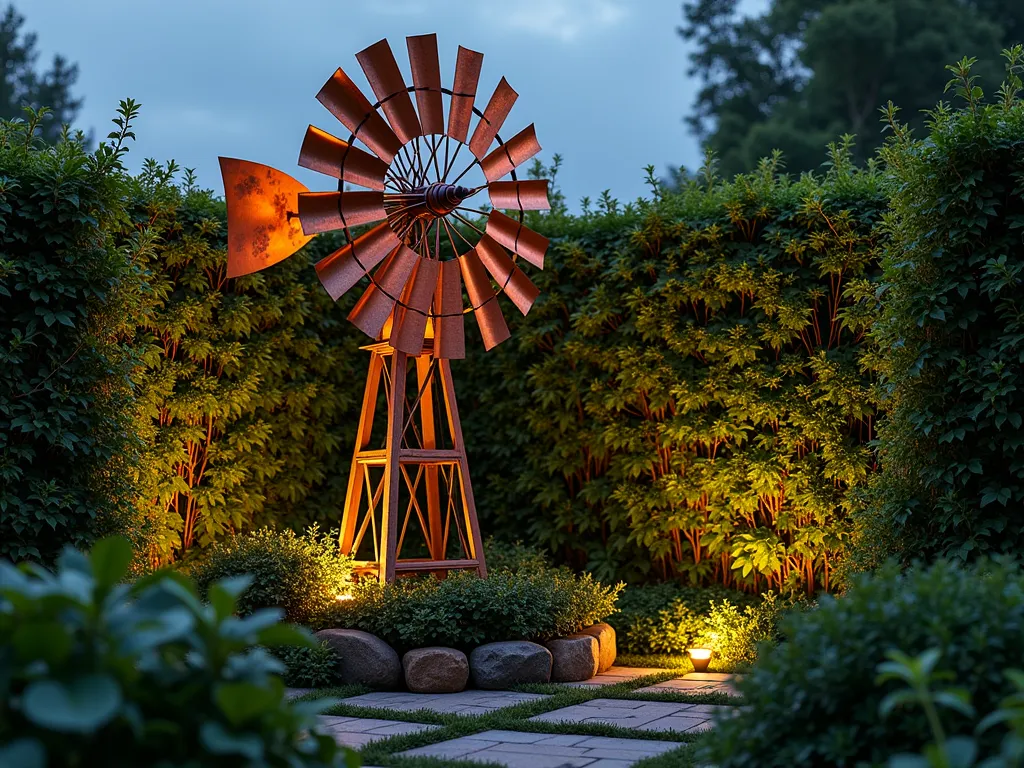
[189,526,353,625]
[696,593,792,668]
[0,536,351,767]
[0,105,145,563]
[322,569,622,653]
[270,642,340,689]
[856,50,1024,568]
[483,537,553,574]
[702,559,1024,767]
[608,583,758,654]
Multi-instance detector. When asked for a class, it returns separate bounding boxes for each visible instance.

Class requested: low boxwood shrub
[188,526,353,625]
[702,559,1024,767]
[0,536,351,767]
[270,642,340,689]
[322,569,622,652]
[608,583,759,654]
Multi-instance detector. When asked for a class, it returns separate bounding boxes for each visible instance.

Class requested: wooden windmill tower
[218,34,550,582]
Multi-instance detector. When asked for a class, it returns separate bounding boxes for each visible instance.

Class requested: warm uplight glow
[687,648,712,660]
[336,593,354,602]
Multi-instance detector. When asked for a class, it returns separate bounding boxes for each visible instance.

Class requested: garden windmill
[218,34,550,582]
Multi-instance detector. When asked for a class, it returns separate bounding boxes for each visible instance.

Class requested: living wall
[853,50,1024,568]
[462,149,884,593]
[0,105,143,562]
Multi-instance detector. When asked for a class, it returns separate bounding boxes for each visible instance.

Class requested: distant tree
[0,4,83,143]
[680,0,1021,176]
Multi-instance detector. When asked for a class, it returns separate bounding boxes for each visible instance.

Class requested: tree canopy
[680,0,1022,176]
[0,3,83,143]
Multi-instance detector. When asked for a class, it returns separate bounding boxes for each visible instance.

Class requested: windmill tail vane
[218,34,551,582]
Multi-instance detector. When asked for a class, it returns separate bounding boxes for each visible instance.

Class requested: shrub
[702,559,1024,767]
[696,593,792,668]
[483,537,553,574]
[0,535,350,767]
[189,526,353,625]
[0,105,145,563]
[856,51,1024,567]
[270,642,340,689]
[322,569,622,653]
[608,583,758,654]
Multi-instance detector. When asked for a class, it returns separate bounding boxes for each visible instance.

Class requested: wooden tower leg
[340,352,383,557]
[439,359,488,578]
[416,357,444,562]
[378,350,407,583]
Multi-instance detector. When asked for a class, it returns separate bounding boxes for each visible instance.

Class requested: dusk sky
[28,0,762,208]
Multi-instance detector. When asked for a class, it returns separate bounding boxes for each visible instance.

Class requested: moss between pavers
[302,672,737,767]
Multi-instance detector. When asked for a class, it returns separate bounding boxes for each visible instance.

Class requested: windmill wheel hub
[423,183,471,217]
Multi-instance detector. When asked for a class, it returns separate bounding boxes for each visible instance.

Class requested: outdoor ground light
[687,648,712,673]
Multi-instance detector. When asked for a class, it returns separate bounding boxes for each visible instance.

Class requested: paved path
[340,689,549,715]
[557,666,669,688]
[314,715,438,748]
[635,672,742,697]
[400,729,682,767]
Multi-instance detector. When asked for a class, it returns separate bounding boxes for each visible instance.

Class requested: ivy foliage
[462,150,884,593]
[125,167,364,565]
[0,103,143,563]
[855,48,1024,567]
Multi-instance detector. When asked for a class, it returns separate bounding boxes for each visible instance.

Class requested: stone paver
[556,666,668,688]
[314,715,439,748]
[400,729,681,767]
[530,698,734,733]
[285,687,313,699]
[634,672,742,697]
[341,689,549,715]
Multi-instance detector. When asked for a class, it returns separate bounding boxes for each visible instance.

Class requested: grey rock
[314,629,401,689]
[546,634,600,682]
[402,647,470,693]
[469,641,552,689]
[579,622,617,673]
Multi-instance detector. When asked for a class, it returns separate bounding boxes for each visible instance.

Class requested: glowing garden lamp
[687,647,712,673]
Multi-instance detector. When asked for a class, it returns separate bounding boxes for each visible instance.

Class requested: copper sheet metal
[348,245,419,338]
[448,46,483,143]
[315,222,400,301]
[297,191,385,235]
[356,39,421,145]
[480,124,541,182]
[392,257,440,354]
[475,234,540,315]
[468,78,518,160]
[316,68,402,162]
[406,33,444,135]
[433,259,465,359]
[484,210,549,269]
[487,180,550,211]
[219,157,312,279]
[298,126,388,191]
[459,249,510,350]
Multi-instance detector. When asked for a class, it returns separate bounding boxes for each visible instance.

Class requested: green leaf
[22,675,122,733]
[256,622,313,648]
[208,575,252,620]
[214,681,280,726]
[0,739,46,768]
[12,621,72,665]
[199,721,264,759]
[89,536,133,590]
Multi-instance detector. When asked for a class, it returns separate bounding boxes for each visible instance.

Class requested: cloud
[476,0,628,43]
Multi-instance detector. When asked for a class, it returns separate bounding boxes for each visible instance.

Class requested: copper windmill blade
[315,221,400,301]
[480,124,542,182]
[476,234,540,316]
[297,191,386,235]
[348,245,420,338]
[317,68,402,163]
[484,210,549,269]
[219,158,313,279]
[407,34,444,135]
[356,39,422,144]
[488,180,550,211]
[448,46,483,142]
[459,248,511,350]
[392,257,441,355]
[298,126,389,191]
[469,78,518,160]
[433,259,466,359]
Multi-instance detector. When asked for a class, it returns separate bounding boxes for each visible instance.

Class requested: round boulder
[579,623,617,673]
[546,634,600,682]
[403,647,470,693]
[469,641,552,689]
[314,628,401,689]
